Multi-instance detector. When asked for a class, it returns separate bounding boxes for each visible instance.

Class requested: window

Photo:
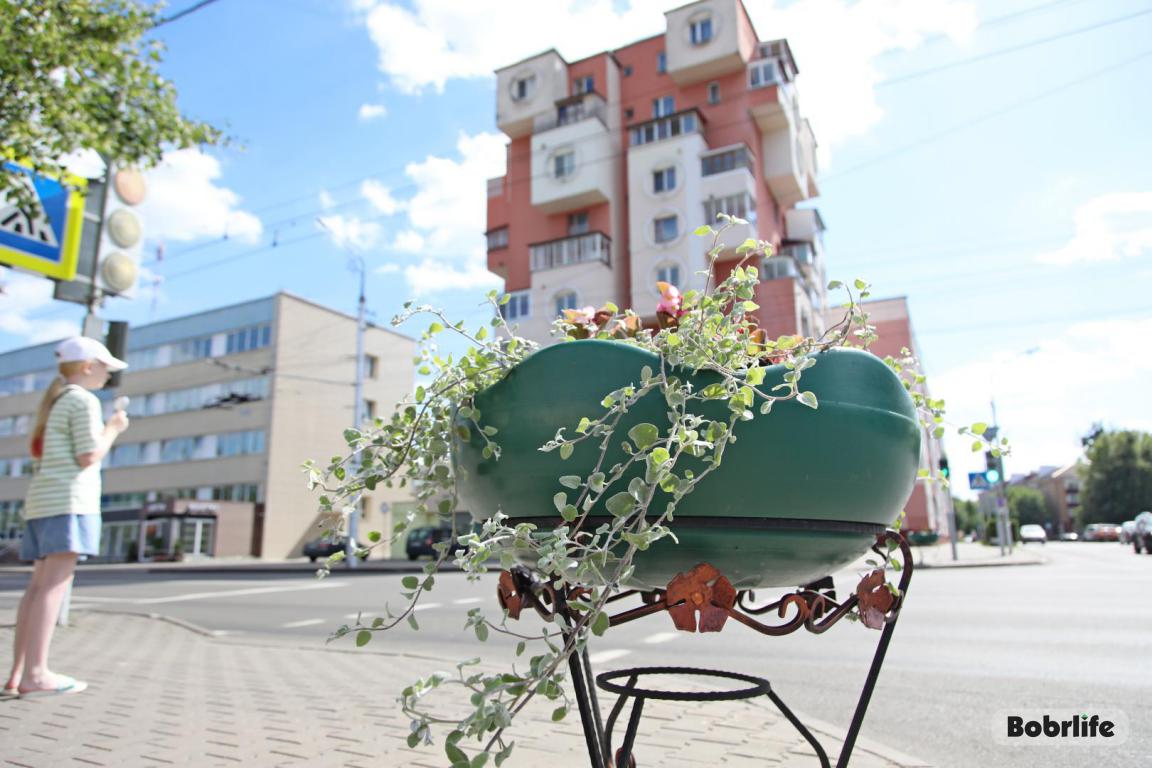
[0,415,29,437]
[623,65,633,77]
[624,107,634,120]
[749,60,782,89]
[690,16,713,45]
[656,263,681,287]
[629,112,698,147]
[362,399,377,423]
[704,193,756,225]
[652,95,675,118]
[573,75,594,95]
[554,151,575,179]
[657,51,667,74]
[568,212,589,235]
[217,430,265,458]
[226,324,271,355]
[365,354,379,380]
[512,74,536,101]
[653,215,679,244]
[161,437,198,463]
[554,290,579,316]
[500,291,530,321]
[702,146,753,176]
[170,335,213,364]
[762,256,799,280]
[707,82,720,105]
[653,167,677,194]
[486,227,509,250]
[108,443,144,468]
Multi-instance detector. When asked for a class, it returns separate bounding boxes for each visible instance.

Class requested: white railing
[530,232,611,272]
[533,93,607,134]
[487,177,505,198]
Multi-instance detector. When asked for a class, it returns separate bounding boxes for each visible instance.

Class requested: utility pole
[347,256,367,570]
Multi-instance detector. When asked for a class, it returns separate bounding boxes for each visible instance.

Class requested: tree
[1007,485,1050,527]
[0,0,220,209]
[1080,430,1152,524]
[951,496,981,535]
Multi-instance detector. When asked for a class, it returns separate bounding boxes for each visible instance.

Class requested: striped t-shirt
[24,386,104,519]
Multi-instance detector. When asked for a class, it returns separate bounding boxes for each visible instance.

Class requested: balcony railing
[701,144,754,177]
[487,176,505,198]
[533,93,607,134]
[529,231,611,272]
[779,241,816,267]
[628,109,703,148]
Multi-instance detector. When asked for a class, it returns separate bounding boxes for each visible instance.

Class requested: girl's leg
[3,564,44,690]
[17,552,78,692]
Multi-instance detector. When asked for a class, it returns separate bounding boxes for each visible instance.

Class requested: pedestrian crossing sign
[0,159,86,281]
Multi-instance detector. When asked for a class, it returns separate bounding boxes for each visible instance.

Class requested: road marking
[643,632,680,645]
[87,581,348,605]
[344,613,364,620]
[280,618,326,629]
[413,602,442,612]
[587,649,631,665]
[453,597,483,605]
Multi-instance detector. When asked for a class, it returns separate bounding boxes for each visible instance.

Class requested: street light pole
[347,256,366,570]
[988,347,1038,556]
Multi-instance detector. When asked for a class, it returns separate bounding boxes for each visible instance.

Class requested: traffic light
[937,456,950,479]
[984,451,1003,485]
[96,165,145,297]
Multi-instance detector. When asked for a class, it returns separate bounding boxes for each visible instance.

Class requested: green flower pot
[453,341,921,589]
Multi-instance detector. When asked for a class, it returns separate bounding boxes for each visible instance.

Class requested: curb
[916,555,1047,569]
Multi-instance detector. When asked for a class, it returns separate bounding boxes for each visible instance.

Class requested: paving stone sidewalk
[0,611,930,768]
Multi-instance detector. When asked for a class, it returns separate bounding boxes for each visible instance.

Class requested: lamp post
[989,347,1039,556]
[316,219,367,570]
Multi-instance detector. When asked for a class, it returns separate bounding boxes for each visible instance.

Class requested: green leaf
[970,422,988,436]
[445,741,468,765]
[407,614,419,631]
[971,440,983,452]
[561,504,578,522]
[495,742,515,767]
[475,622,489,641]
[559,443,574,460]
[402,576,419,590]
[742,301,759,312]
[854,278,868,290]
[559,475,581,489]
[455,424,472,441]
[759,399,774,415]
[356,630,372,647]
[591,611,611,636]
[745,367,765,386]
[628,423,659,450]
[650,447,670,466]
[797,391,818,409]
[735,238,758,254]
[693,225,714,236]
[428,322,444,334]
[606,492,635,518]
[553,492,567,513]
[576,417,592,434]
[367,530,381,543]
[515,641,526,656]
[552,706,568,722]
[470,754,489,768]
[827,280,843,290]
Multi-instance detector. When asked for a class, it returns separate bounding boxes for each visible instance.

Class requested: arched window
[655,263,680,287]
[554,290,579,316]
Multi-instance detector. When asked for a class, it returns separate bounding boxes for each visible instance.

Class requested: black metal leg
[765,687,831,768]
[567,636,608,768]
[615,696,645,768]
[582,646,610,760]
[836,613,899,768]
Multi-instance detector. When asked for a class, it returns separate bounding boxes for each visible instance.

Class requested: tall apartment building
[486,0,823,343]
[0,293,416,560]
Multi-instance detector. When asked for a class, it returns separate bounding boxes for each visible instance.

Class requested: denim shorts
[20,514,102,560]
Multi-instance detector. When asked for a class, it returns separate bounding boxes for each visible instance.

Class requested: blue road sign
[0,160,85,280]
[968,471,991,491]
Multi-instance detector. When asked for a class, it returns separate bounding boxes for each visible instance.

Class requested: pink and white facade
[486,0,823,341]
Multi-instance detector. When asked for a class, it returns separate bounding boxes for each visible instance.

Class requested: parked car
[406,526,457,560]
[1132,511,1152,554]
[1083,523,1121,542]
[1119,520,1136,544]
[1059,531,1080,542]
[303,536,367,562]
[1019,524,1047,544]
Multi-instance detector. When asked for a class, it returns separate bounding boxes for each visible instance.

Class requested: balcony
[748,51,818,207]
[701,144,754,177]
[530,108,614,214]
[495,50,569,139]
[529,232,611,272]
[628,109,703,148]
[487,176,505,198]
[663,1,754,86]
[533,93,607,134]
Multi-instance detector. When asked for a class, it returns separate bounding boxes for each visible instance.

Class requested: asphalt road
[1,541,1148,767]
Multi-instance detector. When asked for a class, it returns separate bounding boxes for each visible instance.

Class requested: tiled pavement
[0,612,930,767]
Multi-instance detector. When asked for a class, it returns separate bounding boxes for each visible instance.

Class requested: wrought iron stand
[496,530,914,768]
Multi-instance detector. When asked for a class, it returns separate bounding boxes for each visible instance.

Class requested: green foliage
[1007,485,1052,527]
[1080,430,1152,525]
[951,496,981,535]
[306,223,1005,762]
[0,0,221,208]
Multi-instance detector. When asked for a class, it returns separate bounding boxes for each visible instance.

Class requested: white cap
[55,336,129,371]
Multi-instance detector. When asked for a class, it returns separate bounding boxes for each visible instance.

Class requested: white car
[1019,524,1047,544]
[1133,511,1152,554]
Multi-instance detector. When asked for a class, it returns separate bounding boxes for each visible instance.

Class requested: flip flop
[18,676,88,698]
[1,687,18,699]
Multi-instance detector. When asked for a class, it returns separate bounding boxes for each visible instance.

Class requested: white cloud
[361,179,401,215]
[318,189,336,210]
[316,214,382,251]
[0,271,80,344]
[375,263,401,274]
[933,317,1152,497]
[138,149,263,244]
[391,230,425,253]
[358,103,388,121]
[1035,192,1152,265]
[380,130,506,294]
[355,0,975,151]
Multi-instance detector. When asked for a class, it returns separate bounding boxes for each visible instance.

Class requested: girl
[3,336,129,698]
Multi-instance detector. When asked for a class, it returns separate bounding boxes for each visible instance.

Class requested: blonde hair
[30,361,90,453]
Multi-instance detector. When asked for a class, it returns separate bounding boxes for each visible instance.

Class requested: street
[2,541,1148,767]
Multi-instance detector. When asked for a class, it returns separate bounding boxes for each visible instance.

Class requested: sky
[2,0,1150,497]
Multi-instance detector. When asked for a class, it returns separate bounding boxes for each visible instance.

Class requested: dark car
[1083,523,1121,542]
[406,526,456,560]
[303,536,367,563]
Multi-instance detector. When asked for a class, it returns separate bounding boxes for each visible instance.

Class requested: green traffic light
[985,469,1000,484]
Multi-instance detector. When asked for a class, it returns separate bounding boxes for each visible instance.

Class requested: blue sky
[3,0,1151,493]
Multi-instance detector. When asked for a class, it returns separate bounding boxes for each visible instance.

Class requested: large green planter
[453,341,921,589]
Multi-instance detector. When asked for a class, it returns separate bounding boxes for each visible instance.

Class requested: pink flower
[562,306,598,328]
[655,281,684,317]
